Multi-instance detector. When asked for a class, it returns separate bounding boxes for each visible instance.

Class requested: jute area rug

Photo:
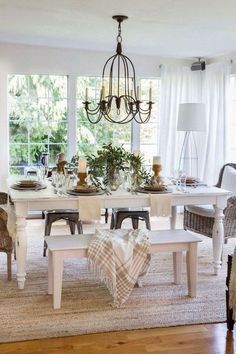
[0,218,235,343]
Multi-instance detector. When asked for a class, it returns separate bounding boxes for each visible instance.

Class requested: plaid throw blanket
[88,228,150,307]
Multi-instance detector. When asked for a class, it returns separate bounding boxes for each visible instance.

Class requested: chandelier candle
[149,82,152,102]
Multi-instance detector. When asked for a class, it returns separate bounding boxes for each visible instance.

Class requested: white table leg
[173,251,183,284]
[48,250,53,295]
[186,243,198,297]
[52,253,64,309]
[212,206,225,275]
[170,206,177,229]
[15,215,27,290]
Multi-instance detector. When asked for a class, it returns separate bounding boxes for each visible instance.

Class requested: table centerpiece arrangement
[86,143,151,193]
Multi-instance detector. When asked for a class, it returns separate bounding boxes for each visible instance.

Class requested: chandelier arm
[86,110,103,124]
[102,54,117,77]
[134,110,151,124]
[107,54,118,97]
[122,54,137,98]
[85,105,101,115]
[103,100,134,124]
[106,114,133,124]
[102,54,117,97]
[120,55,131,99]
[122,95,134,115]
[138,103,154,114]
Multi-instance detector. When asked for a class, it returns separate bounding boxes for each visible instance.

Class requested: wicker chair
[183,163,236,241]
[0,192,13,280]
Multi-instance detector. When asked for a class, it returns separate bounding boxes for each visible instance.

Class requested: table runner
[77,196,101,222]
[150,193,172,217]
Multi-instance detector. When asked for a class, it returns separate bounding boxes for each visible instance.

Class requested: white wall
[0,42,191,190]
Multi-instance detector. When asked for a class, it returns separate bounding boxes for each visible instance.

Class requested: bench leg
[52,253,64,309]
[173,251,183,284]
[186,243,198,298]
[48,250,53,295]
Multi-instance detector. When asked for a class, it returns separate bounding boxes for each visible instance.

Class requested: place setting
[51,159,105,196]
[10,179,47,191]
[66,185,104,196]
[135,156,173,194]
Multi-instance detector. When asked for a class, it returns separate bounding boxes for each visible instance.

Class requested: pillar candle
[153,156,161,165]
[133,150,140,156]
[78,160,87,173]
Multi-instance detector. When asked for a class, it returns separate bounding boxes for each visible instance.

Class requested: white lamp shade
[177,103,206,131]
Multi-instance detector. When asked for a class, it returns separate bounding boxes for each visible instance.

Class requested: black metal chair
[42,209,83,256]
[110,208,151,230]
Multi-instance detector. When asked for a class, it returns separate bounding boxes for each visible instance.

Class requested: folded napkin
[88,228,150,307]
[77,196,101,222]
[150,193,172,217]
[0,203,16,240]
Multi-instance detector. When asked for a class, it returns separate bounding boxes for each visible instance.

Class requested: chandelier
[83,15,154,124]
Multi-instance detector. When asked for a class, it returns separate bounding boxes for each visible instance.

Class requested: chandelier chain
[117,22,122,43]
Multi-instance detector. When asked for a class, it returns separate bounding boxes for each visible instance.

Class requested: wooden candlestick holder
[151,164,165,190]
[77,172,88,187]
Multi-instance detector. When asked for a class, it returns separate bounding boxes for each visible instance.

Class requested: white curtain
[159,65,202,177]
[159,62,231,184]
[200,62,231,184]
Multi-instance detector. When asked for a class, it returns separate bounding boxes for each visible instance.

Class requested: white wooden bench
[45,230,202,309]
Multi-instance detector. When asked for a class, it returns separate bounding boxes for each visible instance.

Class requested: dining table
[8,181,231,289]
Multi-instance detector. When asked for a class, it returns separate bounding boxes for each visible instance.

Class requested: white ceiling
[0,0,236,59]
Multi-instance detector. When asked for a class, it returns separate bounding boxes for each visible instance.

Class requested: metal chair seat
[43,209,83,256]
[110,208,151,230]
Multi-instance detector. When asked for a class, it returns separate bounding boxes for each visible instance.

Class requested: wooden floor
[0,323,235,354]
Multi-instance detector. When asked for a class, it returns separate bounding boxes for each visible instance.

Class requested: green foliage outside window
[8,74,68,174]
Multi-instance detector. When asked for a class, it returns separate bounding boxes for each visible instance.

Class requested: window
[8,74,160,173]
[8,75,68,174]
[230,76,236,162]
[139,78,161,165]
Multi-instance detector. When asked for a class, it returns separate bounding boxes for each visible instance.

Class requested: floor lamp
[177,103,206,179]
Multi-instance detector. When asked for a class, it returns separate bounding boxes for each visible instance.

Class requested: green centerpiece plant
[86,143,129,191]
[127,153,152,190]
[86,143,151,192]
